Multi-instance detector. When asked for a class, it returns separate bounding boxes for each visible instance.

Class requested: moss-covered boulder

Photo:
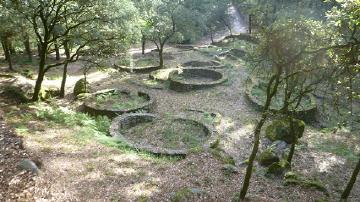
[1,85,30,103]
[258,148,280,166]
[265,118,305,144]
[267,160,290,176]
[284,171,329,195]
[39,87,60,100]
[76,93,92,100]
[73,78,89,96]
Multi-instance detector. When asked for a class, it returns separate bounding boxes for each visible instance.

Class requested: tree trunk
[23,34,32,61]
[159,45,164,68]
[32,44,47,101]
[248,15,252,34]
[1,40,8,60]
[286,116,297,166]
[341,158,360,200]
[9,40,15,55]
[239,74,281,200]
[1,38,13,71]
[54,39,60,60]
[37,44,41,57]
[210,30,214,43]
[60,41,70,98]
[239,112,269,200]
[142,35,146,55]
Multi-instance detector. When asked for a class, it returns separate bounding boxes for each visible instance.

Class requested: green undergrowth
[17,102,182,162]
[284,172,329,196]
[313,139,359,161]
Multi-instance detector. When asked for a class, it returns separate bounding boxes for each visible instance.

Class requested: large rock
[265,118,305,144]
[18,159,40,174]
[39,87,60,100]
[73,78,89,96]
[267,160,290,176]
[258,148,280,166]
[270,140,289,159]
[1,85,30,103]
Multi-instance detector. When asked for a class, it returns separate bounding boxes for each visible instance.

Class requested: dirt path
[1,41,359,201]
[0,108,37,201]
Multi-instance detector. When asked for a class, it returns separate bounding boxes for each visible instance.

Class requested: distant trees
[238,0,360,200]
[238,17,332,199]
[326,0,360,200]
[141,0,179,68]
[0,2,20,71]
[10,0,137,100]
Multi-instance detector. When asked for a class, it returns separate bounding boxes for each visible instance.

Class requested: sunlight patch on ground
[125,181,159,200]
[111,153,149,165]
[42,70,111,90]
[312,152,345,173]
[216,116,236,133]
[227,123,254,141]
[47,158,85,174]
[112,167,137,176]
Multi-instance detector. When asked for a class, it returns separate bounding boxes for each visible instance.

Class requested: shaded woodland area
[0,0,359,201]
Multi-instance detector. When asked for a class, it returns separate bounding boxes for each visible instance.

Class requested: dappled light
[1,0,360,201]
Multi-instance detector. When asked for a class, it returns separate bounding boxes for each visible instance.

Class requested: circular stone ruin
[110,113,216,155]
[246,81,317,121]
[149,68,178,81]
[114,63,161,74]
[83,89,155,118]
[169,68,227,92]
[181,60,225,69]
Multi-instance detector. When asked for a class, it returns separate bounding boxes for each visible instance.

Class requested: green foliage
[170,187,205,202]
[284,171,329,195]
[94,91,147,110]
[266,159,290,176]
[314,139,358,161]
[116,54,132,66]
[211,147,236,165]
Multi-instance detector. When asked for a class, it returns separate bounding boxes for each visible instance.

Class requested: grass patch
[93,91,148,110]
[21,102,182,162]
[124,117,208,150]
[314,139,358,161]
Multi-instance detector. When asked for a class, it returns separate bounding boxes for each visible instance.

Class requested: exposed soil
[0,108,37,201]
[0,38,359,201]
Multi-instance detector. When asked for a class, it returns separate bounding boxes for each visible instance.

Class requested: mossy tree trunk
[1,37,13,71]
[341,158,360,201]
[142,34,146,55]
[9,40,15,55]
[159,43,164,68]
[248,14,252,34]
[239,71,282,200]
[286,117,296,165]
[60,41,71,98]
[54,40,61,61]
[32,43,48,101]
[210,29,214,44]
[23,34,32,62]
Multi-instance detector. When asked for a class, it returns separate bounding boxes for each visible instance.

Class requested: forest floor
[0,39,360,201]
